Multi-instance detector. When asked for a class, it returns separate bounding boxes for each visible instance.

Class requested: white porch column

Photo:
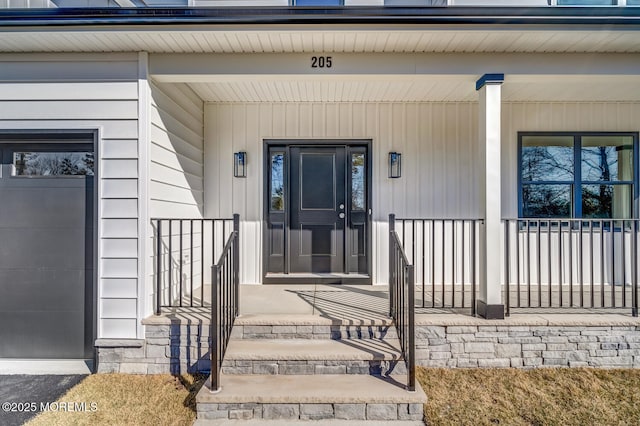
[476,74,505,319]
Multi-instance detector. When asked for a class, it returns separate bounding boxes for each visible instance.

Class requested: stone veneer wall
[95,315,640,373]
[416,316,640,369]
[95,321,210,374]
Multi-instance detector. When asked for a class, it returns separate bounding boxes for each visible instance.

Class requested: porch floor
[150,284,639,327]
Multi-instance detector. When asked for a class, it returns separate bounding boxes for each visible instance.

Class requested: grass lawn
[25,368,640,425]
[418,367,640,426]
[26,374,206,426]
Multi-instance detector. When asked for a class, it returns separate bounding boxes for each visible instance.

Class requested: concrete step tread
[194,420,424,425]
[198,374,427,405]
[225,338,403,361]
[236,314,394,327]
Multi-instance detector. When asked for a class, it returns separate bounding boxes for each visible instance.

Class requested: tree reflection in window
[13,152,94,176]
[271,153,284,211]
[351,153,365,211]
[520,134,635,219]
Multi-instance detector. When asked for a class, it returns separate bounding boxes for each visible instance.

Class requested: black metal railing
[504,218,639,317]
[393,217,482,313]
[152,216,236,313]
[210,214,240,392]
[389,214,416,392]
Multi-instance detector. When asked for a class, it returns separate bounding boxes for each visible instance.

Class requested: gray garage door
[0,140,94,359]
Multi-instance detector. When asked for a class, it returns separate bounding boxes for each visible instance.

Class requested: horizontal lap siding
[0,54,140,339]
[204,102,480,284]
[149,82,204,312]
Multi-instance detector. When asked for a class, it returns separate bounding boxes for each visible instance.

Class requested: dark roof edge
[1,6,640,27]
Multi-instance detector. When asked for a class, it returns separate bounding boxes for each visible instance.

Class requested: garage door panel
[0,228,87,269]
[0,141,94,360]
[0,311,86,359]
[0,269,86,312]
[0,187,88,228]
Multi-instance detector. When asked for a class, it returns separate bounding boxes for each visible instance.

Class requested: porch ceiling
[187,75,640,103]
[1,28,640,54]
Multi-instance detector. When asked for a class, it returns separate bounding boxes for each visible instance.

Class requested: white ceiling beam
[150,52,640,82]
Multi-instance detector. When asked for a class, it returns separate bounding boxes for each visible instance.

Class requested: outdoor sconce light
[388,152,401,178]
[234,151,247,178]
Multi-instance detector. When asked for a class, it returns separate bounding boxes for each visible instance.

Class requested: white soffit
[0,29,639,53]
[186,75,640,102]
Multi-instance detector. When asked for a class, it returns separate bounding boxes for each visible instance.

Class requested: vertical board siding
[0,54,141,339]
[205,101,640,285]
[502,102,640,218]
[148,82,205,309]
[501,102,640,289]
[204,102,481,284]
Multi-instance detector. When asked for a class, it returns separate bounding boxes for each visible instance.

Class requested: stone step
[222,338,407,376]
[233,315,397,340]
[195,420,424,425]
[196,374,426,422]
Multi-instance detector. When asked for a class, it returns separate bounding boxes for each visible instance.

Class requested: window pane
[581,136,634,182]
[12,152,94,176]
[270,153,285,211]
[295,0,341,5]
[522,184,572,218]
[582,184,632,219]
[521,136,574,182]
[628,0,640,5]
[351,153,366,211]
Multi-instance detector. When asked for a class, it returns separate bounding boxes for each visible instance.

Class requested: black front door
[265,141,370,283]
[289,146,346,273]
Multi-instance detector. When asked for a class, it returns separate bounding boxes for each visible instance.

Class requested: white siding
[205,101,640,285]
[204,102,481,284]
[148,81,205,311]
[502,102,640,218]
[0,53,140,339]
[149,82,204,218]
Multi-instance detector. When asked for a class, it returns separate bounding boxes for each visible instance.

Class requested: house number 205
[311,56,332,68]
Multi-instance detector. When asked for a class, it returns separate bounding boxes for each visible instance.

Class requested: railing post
[389,214,396,317]
[504,220,510,317]
[233,214,240,317]
[210,264,220,392]
[155,220,162,316]
[633,220,638,317]
[407,264,416,392]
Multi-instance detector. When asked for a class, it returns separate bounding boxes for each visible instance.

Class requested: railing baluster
[633,220,638,317]
[589,220,594,308]
[461,220,465,309]
[600,220,605,308]
[179,220,183,308]
[155,220,162,315]
[579,220,583,308]
[201,220,204,307]
[516,219,521,308]
[537,220,541,308]
[431,220,435,309]
[504,219,510,317]
[441,219,445,308]
[169,220,173,307]
[190,219,194,307]
[547,220,552,307]
[611,219,615,308]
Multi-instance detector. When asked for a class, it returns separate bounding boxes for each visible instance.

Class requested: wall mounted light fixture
[389,152,401,178]
[234,151,247,178]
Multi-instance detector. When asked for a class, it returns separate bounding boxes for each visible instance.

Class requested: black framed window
[293,0,343,5]
[519,133,638,219]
